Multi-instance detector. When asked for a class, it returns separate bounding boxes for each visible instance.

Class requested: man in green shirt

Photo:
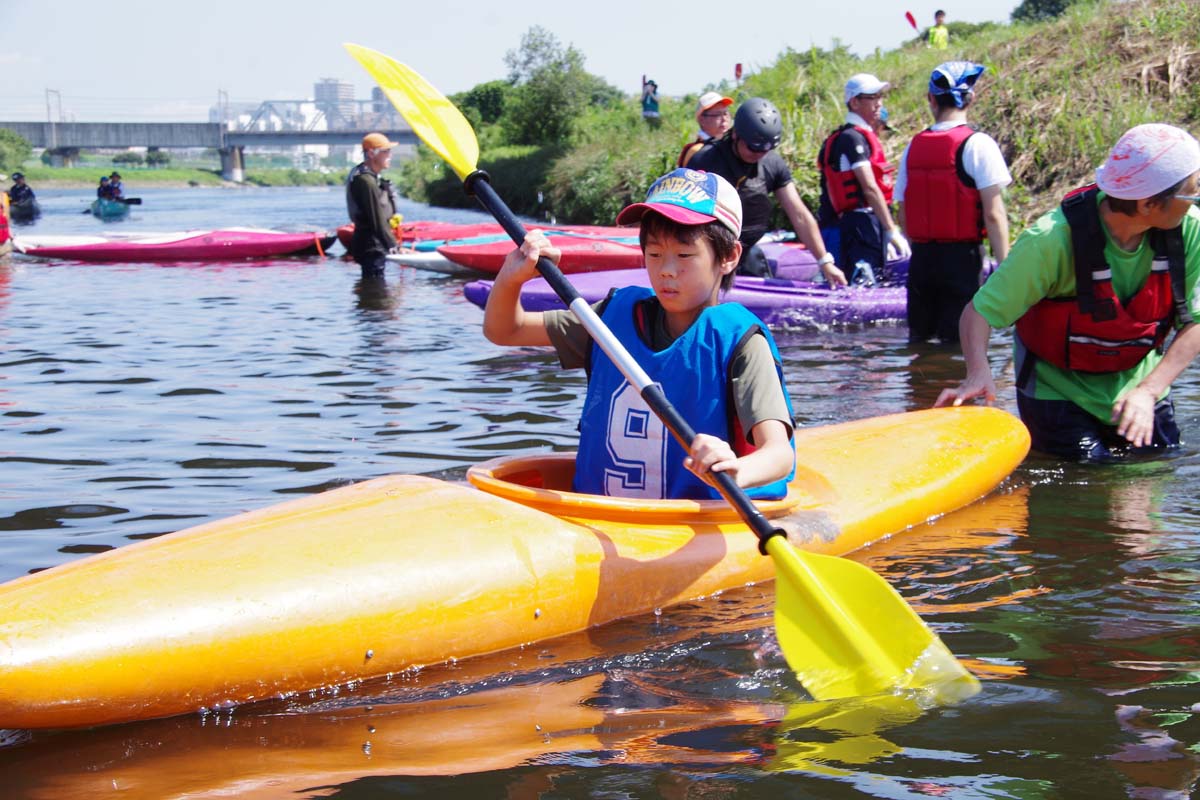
[936,124,1200,461]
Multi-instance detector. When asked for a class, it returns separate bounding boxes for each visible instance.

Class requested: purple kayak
[463,269,907,327]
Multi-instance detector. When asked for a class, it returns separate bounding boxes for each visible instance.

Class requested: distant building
[314,79,356,129]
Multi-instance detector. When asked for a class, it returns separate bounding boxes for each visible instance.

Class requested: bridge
[0,121,420,181]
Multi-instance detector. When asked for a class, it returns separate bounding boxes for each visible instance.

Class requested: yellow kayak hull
[0,407,1029,729]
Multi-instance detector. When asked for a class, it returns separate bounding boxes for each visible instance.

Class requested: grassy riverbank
[396,0,1200,229]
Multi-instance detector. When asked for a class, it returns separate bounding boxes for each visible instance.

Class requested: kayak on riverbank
[0,406,1029,730]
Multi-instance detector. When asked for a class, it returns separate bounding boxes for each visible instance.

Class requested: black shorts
[1016,392,1181,462]
[906,241,984,343]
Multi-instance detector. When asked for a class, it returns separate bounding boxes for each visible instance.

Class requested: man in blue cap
[896,61,1011,343]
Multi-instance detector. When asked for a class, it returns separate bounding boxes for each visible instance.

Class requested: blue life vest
[573,286,795,500]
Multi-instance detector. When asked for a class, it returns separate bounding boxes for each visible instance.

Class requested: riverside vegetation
[397,0,1199,231]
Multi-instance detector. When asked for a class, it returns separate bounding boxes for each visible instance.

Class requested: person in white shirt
[896,61,1012,343]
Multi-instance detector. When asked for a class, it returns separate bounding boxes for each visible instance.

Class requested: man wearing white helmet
[936,124,1200,462]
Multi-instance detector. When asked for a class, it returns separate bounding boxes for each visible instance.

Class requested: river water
[2,187,1199,798]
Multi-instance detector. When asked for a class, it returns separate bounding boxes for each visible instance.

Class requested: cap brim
[616,202,716,228]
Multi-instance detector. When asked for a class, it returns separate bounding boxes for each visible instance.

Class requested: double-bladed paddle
[345,43,980,704]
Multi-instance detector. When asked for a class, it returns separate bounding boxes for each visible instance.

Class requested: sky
[1,0,1019,122]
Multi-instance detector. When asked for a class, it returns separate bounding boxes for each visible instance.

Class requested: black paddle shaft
[464,170,786,553]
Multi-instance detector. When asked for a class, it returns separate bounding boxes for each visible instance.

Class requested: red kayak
[338,221,636,252]
[14,228,336,262]
[438,236,644,274]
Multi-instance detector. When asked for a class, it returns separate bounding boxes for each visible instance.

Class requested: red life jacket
[1015,186,1192,374]
[677,135,705,168]
[903,125,985,243]
[818,123,895,216]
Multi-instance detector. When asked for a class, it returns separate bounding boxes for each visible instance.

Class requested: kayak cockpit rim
[467,452,809,524]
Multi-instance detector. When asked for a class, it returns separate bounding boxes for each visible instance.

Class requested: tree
[0,128,32,172]
[113,151,145,166]
[145,149,171,168]
[1012,0,1083,23]
[453,80,511,126]
[499,26,619,147]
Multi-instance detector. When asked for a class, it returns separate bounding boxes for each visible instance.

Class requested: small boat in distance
[90,197,132,220]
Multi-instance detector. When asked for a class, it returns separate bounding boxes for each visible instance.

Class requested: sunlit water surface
[2,188,1199,798]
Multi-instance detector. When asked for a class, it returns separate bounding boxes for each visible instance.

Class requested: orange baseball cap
[362,132,399,150]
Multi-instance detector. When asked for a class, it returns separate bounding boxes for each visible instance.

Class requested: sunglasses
[700,110,730,119]
[1174,194,1200,205]
[744,137,780,153]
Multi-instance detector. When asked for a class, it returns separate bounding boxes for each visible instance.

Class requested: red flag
[735,63,743,80]
[905,11,918,30]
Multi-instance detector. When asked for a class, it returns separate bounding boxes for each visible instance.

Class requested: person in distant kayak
[484,168,796,500]
[108,172,124,199]
[7,172,34,206]
[928,10,950,50]
[817,73,910,284]
[936,124,1200,462]
[345,132,399,280]
[97,176,113,200]
[689,97,844,282]
[896,61,1011,344]
[677,91,732,168]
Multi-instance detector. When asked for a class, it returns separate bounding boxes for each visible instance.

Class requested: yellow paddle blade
[343,43,479,180]
[766,537,981,703]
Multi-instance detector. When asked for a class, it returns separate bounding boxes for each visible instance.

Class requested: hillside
[404,0,1199,231]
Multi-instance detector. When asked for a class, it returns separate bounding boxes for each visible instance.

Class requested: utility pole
[45,88,62,150]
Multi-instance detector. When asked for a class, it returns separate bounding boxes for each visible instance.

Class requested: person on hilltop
[108,172,124,199]
[817,73,910,284]
[678,91,733,168]
[483,168,796,500]
[689,97,844,283]
[928,10,950,50]
[935,124,1200,462]
[345,132,400,281]
[896,61,1011,343]
[641,79,661,128]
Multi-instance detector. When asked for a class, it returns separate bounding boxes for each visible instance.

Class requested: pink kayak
[14,228,336,262]
[463,268,907,327]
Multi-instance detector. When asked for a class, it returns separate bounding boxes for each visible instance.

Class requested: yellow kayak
[0,406,1029,730]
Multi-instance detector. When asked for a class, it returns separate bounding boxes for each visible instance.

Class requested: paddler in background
[688,97,844,283]
[108,172,124,199]
[936,123,1200,462]
[677,91,733,168]
[345,132,399,280]
[484,168,796,499]
[97,176,113,199]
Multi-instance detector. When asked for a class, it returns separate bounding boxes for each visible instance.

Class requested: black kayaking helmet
[734,97,782,152]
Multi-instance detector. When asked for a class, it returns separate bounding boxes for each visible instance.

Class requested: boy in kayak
[484,168,796,500]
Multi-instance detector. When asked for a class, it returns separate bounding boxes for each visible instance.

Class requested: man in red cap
[936,124,1200,462]
[346,132,400,280]
[677,91,733,168]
